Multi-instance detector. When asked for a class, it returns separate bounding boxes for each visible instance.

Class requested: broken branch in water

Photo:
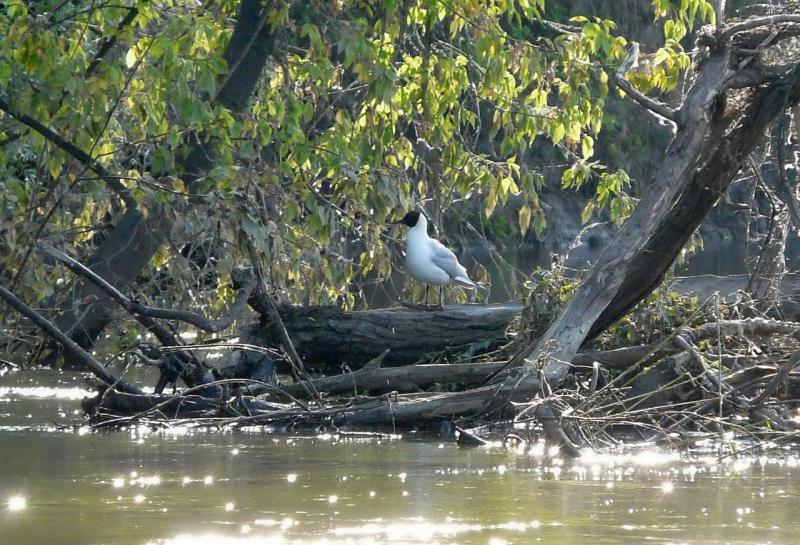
[0,282,142,394]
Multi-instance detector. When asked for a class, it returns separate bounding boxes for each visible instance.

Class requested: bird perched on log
[392,210,480,308]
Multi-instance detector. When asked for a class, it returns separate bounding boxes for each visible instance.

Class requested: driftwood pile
[3,241,800,456]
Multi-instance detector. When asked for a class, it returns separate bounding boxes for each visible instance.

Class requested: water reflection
[0,386,92,400]
[4,369,800,545]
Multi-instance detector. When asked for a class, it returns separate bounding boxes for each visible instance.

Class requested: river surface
[2,367,800,545]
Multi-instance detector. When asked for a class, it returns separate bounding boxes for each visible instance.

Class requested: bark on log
[240,302,521,369]
[333,380,534,428]
[256,357,508,399]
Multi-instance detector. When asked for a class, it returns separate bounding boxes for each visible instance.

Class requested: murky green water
[2,367,800,545]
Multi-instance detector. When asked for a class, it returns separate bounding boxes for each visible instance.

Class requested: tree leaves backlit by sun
[0,0,714,330]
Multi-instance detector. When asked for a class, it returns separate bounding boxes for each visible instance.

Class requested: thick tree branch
[722,14,800,41]
[256,352,508,400]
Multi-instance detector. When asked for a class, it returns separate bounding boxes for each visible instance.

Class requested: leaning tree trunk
[53,0,277,350]
[508,19,800,390]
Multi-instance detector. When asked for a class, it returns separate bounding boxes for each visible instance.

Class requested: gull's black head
[393,210,421,228]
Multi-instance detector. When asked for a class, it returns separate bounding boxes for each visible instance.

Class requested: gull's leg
[425,285,430,306]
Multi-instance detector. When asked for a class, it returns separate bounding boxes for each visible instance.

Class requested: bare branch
[37,241,254,333]
[244,237,321,402]
[751,351,800,406]
[85,5,140,78]
[722,14,800,41]
[715,0,726,32]
[614,43,678,124]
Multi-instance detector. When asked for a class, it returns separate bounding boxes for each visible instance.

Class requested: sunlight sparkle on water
[332,520,482,538]
[661,481,675,493]
[203,475,214,485]
[7,496,26,511]
[0,386,92,400]
[580,448,680,468]
[327,495,338,504]
[253,518,295,530]
[225,502,235,511]
[136,475,161,487]
[286,473,297,483]
[112,477,125,488]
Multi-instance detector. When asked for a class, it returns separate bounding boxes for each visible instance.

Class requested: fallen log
[256,355,508,399]
[333,381,530,428]
[240,302,522,370]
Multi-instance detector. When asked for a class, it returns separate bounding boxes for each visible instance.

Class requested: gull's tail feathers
[452,277,490,290]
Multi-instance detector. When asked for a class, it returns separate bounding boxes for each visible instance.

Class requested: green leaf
[485,186,498,218]
[518,204,532,235]
[125,47,138,68]
[581,135,594,159]
[581,200,595,224]
[552,123,565,143]
[197,68,216,96]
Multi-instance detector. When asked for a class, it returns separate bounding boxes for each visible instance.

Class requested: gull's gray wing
[429,239,471,283]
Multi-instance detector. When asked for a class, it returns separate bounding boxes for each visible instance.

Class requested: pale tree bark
[508,17,800,392]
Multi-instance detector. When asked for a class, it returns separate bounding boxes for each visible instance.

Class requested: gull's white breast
[405,230,451,286]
